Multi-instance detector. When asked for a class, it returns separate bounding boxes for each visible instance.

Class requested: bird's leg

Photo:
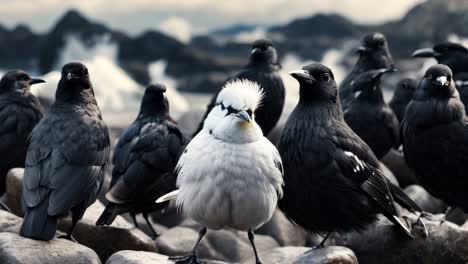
[58,218,79,242]
[169,227,207,264]
[142,212,160,239]
[307,232,333,252]
[129,212,139,228]
[248,228,263,264]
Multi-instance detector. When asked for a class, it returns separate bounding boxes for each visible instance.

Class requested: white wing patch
[344,151,365,173]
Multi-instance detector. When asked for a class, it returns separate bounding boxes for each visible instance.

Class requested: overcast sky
[1,0,424,36]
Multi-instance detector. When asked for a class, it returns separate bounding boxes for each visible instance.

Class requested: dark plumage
[20,62,110,241]
[413,43,468,112]
[194,38,285,137]
[389,78,418,123]
[402,64,468,212]
[279,64,423,246]
[339,32,394,108]
[0,71,44,196]
[96,84,185,238]
[343,68,399,159]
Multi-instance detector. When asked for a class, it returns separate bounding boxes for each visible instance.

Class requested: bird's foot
[57,234,77,243]
[169,254,205,264]
[303,244,325,255]
[402,214,429,239]
[150,233,160,240]
[420,211,446,222]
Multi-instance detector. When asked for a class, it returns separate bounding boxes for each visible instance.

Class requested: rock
[2,168,24,217]
[156,223,279,263]
[380,162,399,186]
[381,149,418,188]
[404,185,446,214]
[332,218,468,264]
[177,110,205,140]
[0,232,101,264]
[106,251,228,264]
[58,201,157,262]
[0,210,24,234]
[404,185,468,225]
[256,209,308,247]
[248,246,357,264]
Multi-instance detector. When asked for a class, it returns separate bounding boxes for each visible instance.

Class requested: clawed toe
[169,254,205,264]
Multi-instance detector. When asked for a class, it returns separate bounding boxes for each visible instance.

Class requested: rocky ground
[1,159,468,263]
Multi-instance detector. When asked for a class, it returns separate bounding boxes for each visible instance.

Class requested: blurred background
[0,0,465,126]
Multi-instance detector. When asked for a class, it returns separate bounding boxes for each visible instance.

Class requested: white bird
[157,79,284,264]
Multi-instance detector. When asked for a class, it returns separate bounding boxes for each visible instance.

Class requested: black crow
[413,43,468,112]
[20,62,110,241]
[343,68,399,159]
[0,71,44,196]
[389,78,418,123]
[193,38,285,137]
[279,64,424,247]
[96,84,185,239]
[339,32,394,109]
[402,64,468,212]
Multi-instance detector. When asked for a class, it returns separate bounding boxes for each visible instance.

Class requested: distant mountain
[0,0,468,94]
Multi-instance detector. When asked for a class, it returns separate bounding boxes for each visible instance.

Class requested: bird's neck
[247,60,278,71]
[407,96,465,130]
[355,56,392,73]
[55,86,98,107]
[296,97,345,124]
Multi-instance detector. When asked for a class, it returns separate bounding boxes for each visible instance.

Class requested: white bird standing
[157,79,284,264]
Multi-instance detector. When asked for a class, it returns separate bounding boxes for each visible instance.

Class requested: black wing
[0,96,42,169]
[333,123,413,237]
[23,108,110,217]
[106,119,185,204]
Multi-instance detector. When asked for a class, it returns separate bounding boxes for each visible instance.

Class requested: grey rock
[156,223,279,263]
[58,201,157,262]
[404,185,446,214]
[332,218,468,264]
[380,162,399,186]
[176,110,205,139]
[381,149,418,188]
[106,251,228,264]
[256,209,308,247]
[0,232,101,264]
[0,210,24,234]
[246,246,357,264]
[2,168,24,217]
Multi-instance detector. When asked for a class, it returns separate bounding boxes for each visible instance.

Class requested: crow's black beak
[251,48,260,55]
[31,78,45,85]
[412,48,438,58]
[67,72,78,80]
[290,70,315,83]
[356,46,368,53]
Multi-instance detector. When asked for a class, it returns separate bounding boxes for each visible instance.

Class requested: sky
[0,0,425,39]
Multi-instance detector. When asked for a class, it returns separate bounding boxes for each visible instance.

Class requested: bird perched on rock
[96,83,185,239]
[20,62,110,241]
[339,32,394,108]
[0,71,44,197]
[402,64,468,212]
[343,68,399,159]
[157,80,283,264]
[413,43,468,112]
[193,38,285,137]
[279,64,425,247]
[389,78,418,123]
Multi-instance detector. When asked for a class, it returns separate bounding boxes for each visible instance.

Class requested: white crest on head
[216,79,264,112]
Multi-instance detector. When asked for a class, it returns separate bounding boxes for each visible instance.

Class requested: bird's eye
[246,109,253,117]
[427,74,432,80]
[321,73,331,82]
